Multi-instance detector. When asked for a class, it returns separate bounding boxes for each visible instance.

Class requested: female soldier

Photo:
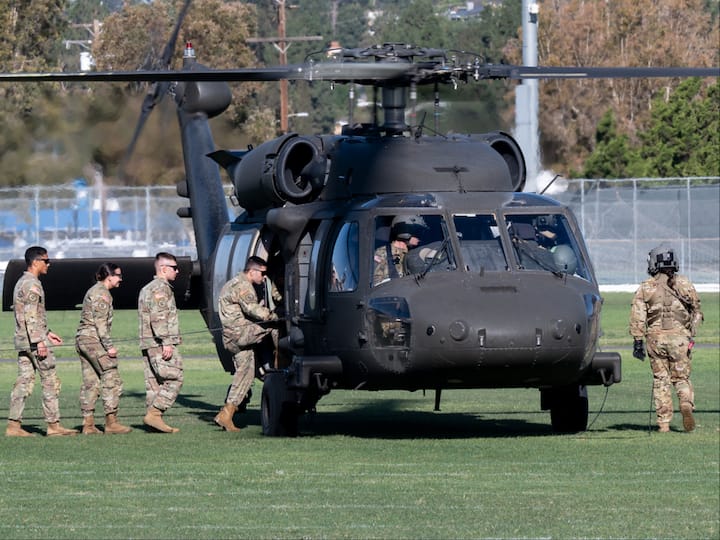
[76,263,132,434]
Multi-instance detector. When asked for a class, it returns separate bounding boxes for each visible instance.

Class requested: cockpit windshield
[504,213,592,280]
[372,213,455,286]
[453,214,508,272]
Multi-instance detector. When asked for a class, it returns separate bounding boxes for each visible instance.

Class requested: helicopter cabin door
[321,218,366,356]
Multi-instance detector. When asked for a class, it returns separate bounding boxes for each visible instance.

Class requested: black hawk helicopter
[2,24,718,436]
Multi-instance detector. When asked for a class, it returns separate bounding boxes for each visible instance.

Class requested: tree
[582,111,643,178]
[504,0,719,174]
[0,0,70,187]
[89,0,260,185]
[639,78,720,177]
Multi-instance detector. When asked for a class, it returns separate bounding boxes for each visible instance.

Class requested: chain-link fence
[553,177,719,285]
[1,178,718,287]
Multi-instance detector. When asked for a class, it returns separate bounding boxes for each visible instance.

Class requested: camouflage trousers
[226,349,255,407]
[8,350,62,424]
[647,332,695,425]
[76,338,124,416]
[142,346,184,411]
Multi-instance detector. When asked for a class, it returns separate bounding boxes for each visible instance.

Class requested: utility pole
[515,1,539,191]
[247,0,322,133]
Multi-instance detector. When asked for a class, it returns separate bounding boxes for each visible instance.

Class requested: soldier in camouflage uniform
[214,256,281,432]
[75,263,132,435]
[138,252,183,433]
[372,215,427,286]
[630,245,703,433]
[6,246,78,437]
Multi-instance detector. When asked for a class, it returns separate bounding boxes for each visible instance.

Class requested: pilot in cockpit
[373,215,427,285]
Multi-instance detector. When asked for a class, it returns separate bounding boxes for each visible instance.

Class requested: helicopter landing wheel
[261,372,299,437]
[549,384,589,433]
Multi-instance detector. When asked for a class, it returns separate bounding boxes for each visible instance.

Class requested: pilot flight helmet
[552,244,577,274]
[391,215,428,241]
[647,245,679,275]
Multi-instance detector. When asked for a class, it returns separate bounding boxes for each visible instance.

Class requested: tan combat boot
[658,422,671,433]
[143,407,179,433]
[680,402,695,432]
[46,422,79,436]
[104,413,132,434]
[214,403,241,432]
[82,415,102,435]
[6,419,35,437]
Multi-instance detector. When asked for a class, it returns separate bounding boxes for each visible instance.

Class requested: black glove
[633,339,646,361]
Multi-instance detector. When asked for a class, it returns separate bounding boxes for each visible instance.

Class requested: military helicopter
[2,19,718,436]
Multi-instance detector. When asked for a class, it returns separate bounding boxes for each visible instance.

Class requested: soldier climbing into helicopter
[214,256,282,432]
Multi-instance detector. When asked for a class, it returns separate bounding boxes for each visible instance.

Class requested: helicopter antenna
[348,83,354,126]
[415,112,426,139]
[539,174,562,195]
[433,82,440,133]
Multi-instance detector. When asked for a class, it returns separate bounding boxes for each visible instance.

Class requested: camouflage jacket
[218,272,279,328]
[373,243,407,285]
[218,272,277,348]
[76,282,114,350]
[13,271,49,351]
[630,272,703,339]
[138,276,181,349]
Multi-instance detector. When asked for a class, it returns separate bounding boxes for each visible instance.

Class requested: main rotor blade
[0,63,416,84]
[505,66,720,79]
[1,62,717,85]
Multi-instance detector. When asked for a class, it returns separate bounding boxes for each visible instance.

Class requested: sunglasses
[162,264,179,271]
[36,258,50,265]
[113,272,123,278]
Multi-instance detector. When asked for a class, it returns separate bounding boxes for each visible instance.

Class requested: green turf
[0,295,718,539]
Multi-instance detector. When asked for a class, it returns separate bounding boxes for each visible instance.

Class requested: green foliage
[582,110,644,178]
[584,80,720,178]
[639,78,720,177]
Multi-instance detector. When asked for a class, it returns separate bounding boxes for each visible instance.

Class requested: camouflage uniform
[218,271,279,407]
[373,243,407,285]
[630,272,703,427]
[76,282,124,417]
[9,272,62,424]
[138,276,183,411]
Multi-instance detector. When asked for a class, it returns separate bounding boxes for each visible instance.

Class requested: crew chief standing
[138,252,184,433]
[630,245,703,433]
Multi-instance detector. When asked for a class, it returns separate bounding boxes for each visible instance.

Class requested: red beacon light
[184,42,196,58]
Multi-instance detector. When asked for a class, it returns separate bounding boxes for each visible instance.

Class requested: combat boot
[143,407,179,433]
[82,415,102,435]
[6,419,35,437]
[104,413,132,434]
[46,422,79,437]
[680,402,695,432]
[214,403,241,432]
[658,422,670,433]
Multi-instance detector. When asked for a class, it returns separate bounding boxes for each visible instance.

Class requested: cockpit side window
[372,213,454,286]
[505,213,592,280]
[329,221,359,293]
[453,214,507,272]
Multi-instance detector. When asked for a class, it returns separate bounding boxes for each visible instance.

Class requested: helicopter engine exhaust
[478,131,527,192]
[222,134,326,211]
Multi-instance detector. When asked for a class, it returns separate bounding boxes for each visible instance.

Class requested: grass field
[0,293,718,539]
